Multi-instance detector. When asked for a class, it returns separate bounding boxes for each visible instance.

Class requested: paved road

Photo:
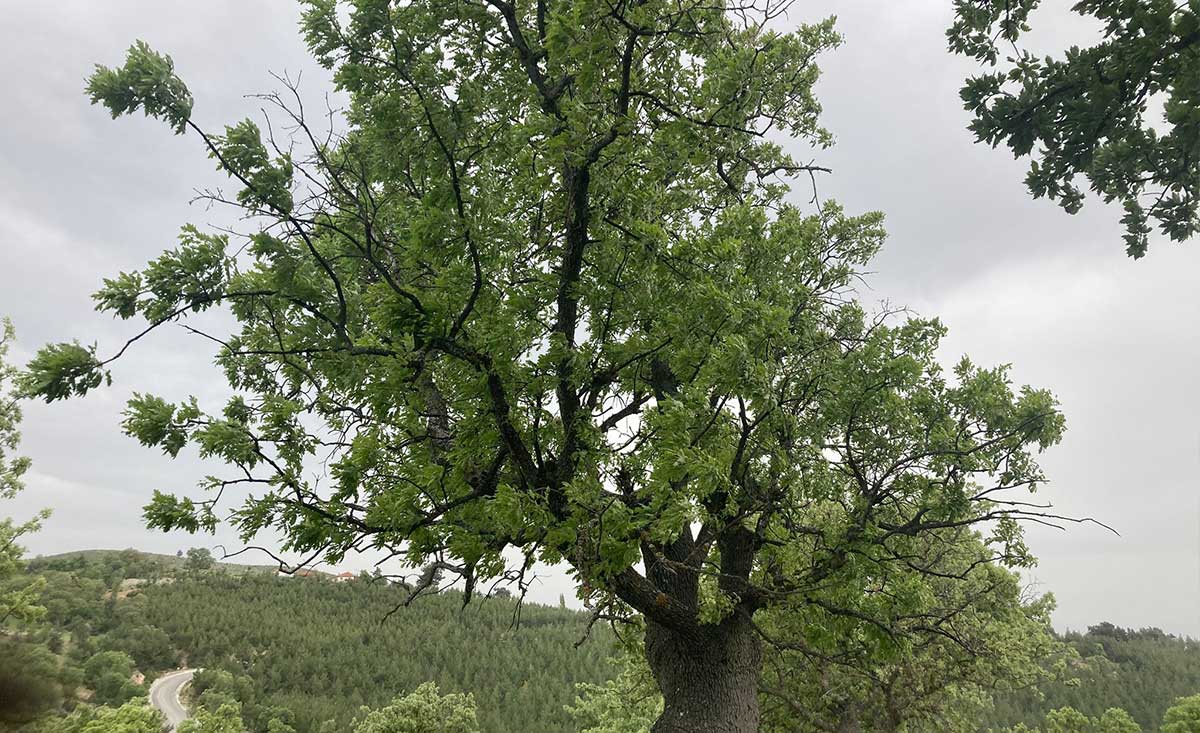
[149,668,196,731]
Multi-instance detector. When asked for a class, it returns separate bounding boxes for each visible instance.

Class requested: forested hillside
[4,549,1200,731]
[4,550,616,732]
[139,573,615,731]
[987,624,1200,732]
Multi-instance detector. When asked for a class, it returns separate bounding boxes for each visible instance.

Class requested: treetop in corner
[950,0,1200,257]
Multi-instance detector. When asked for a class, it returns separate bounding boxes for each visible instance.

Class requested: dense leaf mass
[26,0,1066,627]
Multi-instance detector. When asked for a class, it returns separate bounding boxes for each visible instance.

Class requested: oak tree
[26,2,1074,729]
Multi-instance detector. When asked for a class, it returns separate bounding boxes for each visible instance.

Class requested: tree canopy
[351,682,479,733]
[50,701,167,733]
[949,0,1200,257]
[179,702,252,733]
[23,0,1080,729]
[1162,693,1200,733]
[756,530,1064,732]
[186,547,216,572]
[567,651,662,733]
[1005,706,1142,733]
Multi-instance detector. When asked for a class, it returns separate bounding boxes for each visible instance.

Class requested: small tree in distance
[352,682,478,733]
[23,1,1086,729]
[185,547,215,573]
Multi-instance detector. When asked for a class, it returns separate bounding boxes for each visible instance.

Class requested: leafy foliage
[85,40,193,133]
[0,320,32,501]
[63,700,165,733]
[81,650,145,707]
[949,0,1200,256]
[1004,706,1141,733]
[757,530,1065,732]
[0,319,48,626]
[350,682,478,733]
[1162,694,1200,733]
[566,651,661,733]
[179,702,251,733]
[186,547,216,572]
[17,341,110,403]
[0,639,67,725]
[29,0,1094,726]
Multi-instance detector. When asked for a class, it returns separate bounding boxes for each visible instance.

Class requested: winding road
[149,668,196,731]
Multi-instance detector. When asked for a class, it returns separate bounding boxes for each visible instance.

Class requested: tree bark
[645,611,763,733]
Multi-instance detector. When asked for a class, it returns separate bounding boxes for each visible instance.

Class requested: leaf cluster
[950,0,1200,256]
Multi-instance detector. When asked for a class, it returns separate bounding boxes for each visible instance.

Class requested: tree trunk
[645,611,762,733]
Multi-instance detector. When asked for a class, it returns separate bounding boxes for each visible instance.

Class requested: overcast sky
[2,1,1197,636]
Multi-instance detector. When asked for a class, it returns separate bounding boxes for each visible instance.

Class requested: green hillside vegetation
[139,572,615,732]
[9,449,1197,731]
[986,624,1200,732]
[4,548,1200,732]
[4,548,615,732]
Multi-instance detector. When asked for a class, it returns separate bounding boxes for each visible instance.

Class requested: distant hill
[19,547,614,733]
[28,548,314,577]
